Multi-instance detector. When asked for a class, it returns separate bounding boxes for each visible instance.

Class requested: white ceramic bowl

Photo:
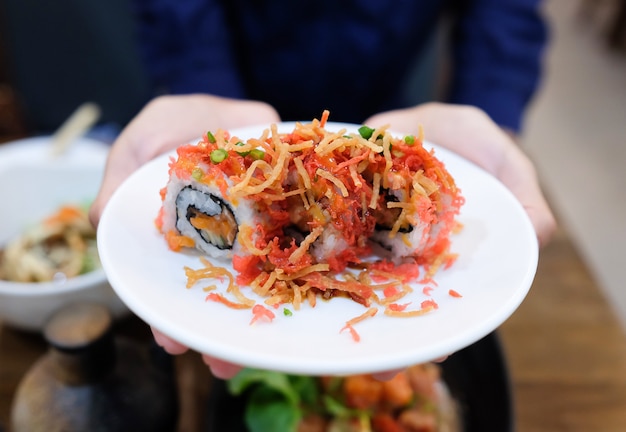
[0,136,129,331]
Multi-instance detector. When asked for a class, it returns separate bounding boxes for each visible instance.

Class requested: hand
[151,327,243,379]
[89,94,280,227]
[364,103,556,380]
[89,94,279,379]
[365,102,556,247]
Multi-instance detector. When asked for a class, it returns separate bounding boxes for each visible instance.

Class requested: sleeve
[446,0,549,132]
[131,0,245,98]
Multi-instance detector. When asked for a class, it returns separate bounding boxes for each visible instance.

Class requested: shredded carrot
[229,285,256,307]
[44,205,84,226]
[316,168,349,197]
[185,257,235,290]
[384,305,435,318]
[205,292,251,309]
[293,156,312,189]
[166,230,195,252]
[388,303,410,312]
[378,285,412,306]
[448,289,463,298]
[319,109,330,127]
[346,307,378,326]
[340,307,378,342]
[288,226,324,264]
[340,324,361,343]
[369,172,381,209]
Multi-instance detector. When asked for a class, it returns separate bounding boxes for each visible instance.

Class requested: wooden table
[499,226,626,432]
[2,225,626,431]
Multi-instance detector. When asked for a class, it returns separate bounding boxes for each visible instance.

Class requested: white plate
[98,122,538,376]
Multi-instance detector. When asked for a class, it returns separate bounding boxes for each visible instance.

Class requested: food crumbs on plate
[205,292,250,310]
[388,303,410,312]
[340,324,361,343]
[422,286,434,296]
[250,304,275,325]
[340,308,378,341]
[418,277,438,286]
[448,289,463,298]
[420,299,439,310]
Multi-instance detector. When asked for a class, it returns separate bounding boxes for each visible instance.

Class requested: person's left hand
[362,103,556,380]
[365,103,556,247]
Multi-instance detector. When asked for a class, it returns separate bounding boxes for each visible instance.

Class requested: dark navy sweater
[132,0,547,132]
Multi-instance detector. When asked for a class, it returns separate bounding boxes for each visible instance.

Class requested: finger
[525,202,557,247]
[217,98,281,129]
[89,140,140,228]
[496,144,557,247]
[151,327,189,355]
[365,103,557,247]
[365,103,509,173]
[201,355,243,379]
[372,353,450,381]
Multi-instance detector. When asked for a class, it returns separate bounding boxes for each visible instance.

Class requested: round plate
[97,122,538,376]
[205,332,514,432]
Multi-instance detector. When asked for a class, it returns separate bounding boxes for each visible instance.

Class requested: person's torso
[223,0,446,122]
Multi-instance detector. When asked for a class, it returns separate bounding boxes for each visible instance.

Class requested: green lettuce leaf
[227,368,320,432]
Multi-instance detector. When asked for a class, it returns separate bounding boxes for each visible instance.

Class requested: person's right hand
[89,94,279,379]
[151,327,244,378]
[89,94,280,227]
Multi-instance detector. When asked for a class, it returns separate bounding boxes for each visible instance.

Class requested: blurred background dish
[205,332,513,432]
[0,135,128,331]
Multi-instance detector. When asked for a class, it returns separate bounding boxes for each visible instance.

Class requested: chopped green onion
[359,126,384,141]
[192,168,203,180]
[283,308,292,317]
[210,149,228,164]
[235,141,250,156]
[358,125,374,139]
[249,149,265,160]
[404,135,415,145]
[206,131,216,143]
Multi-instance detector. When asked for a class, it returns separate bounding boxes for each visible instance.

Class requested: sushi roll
[156,112,464,287]
[155,132,265,260]
[157,170,260,259]
[369,158,463,266]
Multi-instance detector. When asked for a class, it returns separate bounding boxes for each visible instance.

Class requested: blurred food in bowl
[207,333,513,432]
[227,363,460,432]
[0,135,128,331]
[0,204,100,283]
